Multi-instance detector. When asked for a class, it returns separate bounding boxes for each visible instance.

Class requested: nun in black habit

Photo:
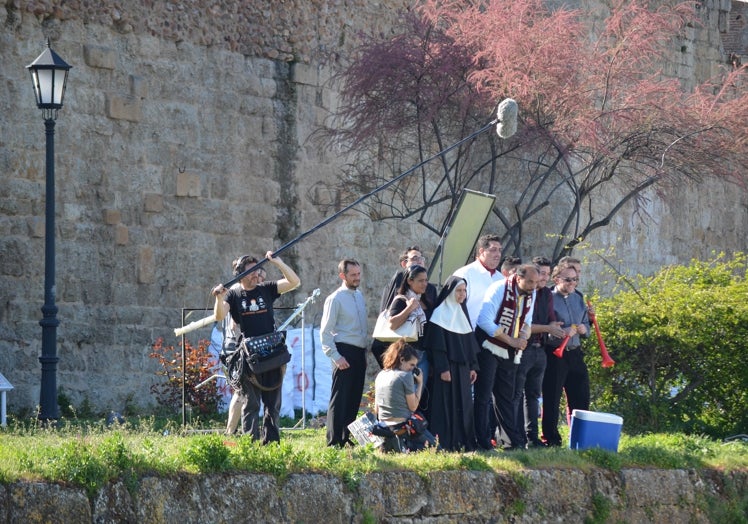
[424,276,480,451]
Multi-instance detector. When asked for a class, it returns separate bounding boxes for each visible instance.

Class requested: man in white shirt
[452,234,504,327]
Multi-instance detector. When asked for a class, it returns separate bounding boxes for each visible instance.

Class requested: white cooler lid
[571,409,623,424]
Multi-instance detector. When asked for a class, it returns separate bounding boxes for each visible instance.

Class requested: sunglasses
[560,277,579,283]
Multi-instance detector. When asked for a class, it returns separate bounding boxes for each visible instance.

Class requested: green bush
[181,433,232,472]
[588,253,748,438]
[47,440,110,497]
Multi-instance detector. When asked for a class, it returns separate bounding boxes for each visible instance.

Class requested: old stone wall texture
[1,468,746,523]
[0,0,746,414]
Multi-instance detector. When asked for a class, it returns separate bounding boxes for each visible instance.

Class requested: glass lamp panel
[37,69,54,105]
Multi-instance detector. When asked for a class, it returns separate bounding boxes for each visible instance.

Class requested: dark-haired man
[515,256,565,448]
[453,234,504,328]
[500,256,522,278]
[542,260,591,447]
[212,252,300,443]
[321,259,369,447]
[475,264,538,450]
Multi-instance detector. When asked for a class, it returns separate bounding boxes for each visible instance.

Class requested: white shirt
[477,279,535,339]
[452,260,505,328]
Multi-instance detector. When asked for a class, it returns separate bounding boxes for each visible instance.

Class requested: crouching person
[374,339,436,452]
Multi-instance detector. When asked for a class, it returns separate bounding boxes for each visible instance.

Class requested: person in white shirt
[452,234,504,328]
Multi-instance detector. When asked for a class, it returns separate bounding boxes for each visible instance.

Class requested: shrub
[149,337,226,414]
[181,434,231,473]
[588,254,748,438]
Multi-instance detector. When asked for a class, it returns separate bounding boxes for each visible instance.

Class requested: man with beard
[475,264,538,451]
[320,259,369,447]
[514,257,565,448]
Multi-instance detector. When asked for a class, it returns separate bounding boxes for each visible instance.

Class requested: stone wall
[1,468,746,523]
[0,0,745,414]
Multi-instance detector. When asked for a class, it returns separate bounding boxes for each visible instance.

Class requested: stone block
[622,469,696,506]
[281,474,351,523]
[523,469,592,521]
[92,481,138,523]
[83,44,117,69]
[115,224,129,245]
[130,74,148,98]
[27,216,44,237]
[176,171,201,197]
[359,471,428,517]
[143,193,163,212]
[9,482,91,523]
[106,94,143,122]
[138,246,155,284]
[427,470,500,517]
[104,208,121,225]
[197,474,282,522]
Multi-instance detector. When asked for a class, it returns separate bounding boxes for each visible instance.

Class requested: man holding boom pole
[212,252,300,443]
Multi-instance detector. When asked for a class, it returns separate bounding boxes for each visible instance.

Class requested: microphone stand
[282,288,321,430]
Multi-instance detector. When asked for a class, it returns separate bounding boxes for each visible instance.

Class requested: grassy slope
[1,416,746,495]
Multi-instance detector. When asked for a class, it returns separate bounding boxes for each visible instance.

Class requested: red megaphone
[552,335,570,358]
[587,300,615,368]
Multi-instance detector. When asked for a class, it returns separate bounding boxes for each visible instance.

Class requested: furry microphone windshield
[495,98,518,139]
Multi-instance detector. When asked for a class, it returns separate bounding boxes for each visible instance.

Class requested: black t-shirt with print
[225,282,280,338]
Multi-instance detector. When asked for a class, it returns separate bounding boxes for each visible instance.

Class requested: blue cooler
[569,409,623,452]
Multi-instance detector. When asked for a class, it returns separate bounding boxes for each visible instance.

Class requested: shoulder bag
[372,296,419,342]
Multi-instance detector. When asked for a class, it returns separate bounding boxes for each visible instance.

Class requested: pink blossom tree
[314,0,748,260]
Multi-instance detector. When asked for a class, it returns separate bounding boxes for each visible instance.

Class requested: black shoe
[526,439,547,449]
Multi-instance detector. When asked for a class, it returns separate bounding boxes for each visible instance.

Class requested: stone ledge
[1,468,745,523]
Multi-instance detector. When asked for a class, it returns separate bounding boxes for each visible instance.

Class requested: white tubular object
[174,314,216,337]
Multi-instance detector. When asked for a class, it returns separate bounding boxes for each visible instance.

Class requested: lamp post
[27,40,71,422]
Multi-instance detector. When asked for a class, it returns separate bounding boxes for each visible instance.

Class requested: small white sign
[0,372,13,391]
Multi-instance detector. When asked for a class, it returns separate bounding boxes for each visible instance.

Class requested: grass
[0,413,746,499]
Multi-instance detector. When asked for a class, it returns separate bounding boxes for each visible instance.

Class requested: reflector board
[428,189,496,285]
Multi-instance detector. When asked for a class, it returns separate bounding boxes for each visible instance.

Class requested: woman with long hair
[387,264,433,398]
[374,339,435,451]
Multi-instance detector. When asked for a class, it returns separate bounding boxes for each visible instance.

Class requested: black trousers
[541,346,590,446]
[326,343,367,447]
[240,367,284,444]
[514,344,547,445]
[474,348,523,449]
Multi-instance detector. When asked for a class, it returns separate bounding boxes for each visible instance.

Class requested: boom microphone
[495,98,518,139]
[219,99,519,289]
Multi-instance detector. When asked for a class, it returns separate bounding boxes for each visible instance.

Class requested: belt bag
[241,331,291,375]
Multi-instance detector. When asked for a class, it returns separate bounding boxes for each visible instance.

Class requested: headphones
[233,255,258,276]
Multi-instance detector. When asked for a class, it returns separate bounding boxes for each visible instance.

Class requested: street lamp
[27,40,71,422]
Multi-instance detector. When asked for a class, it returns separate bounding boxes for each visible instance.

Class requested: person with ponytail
[387,264,434,402]
[374,339,435,452]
